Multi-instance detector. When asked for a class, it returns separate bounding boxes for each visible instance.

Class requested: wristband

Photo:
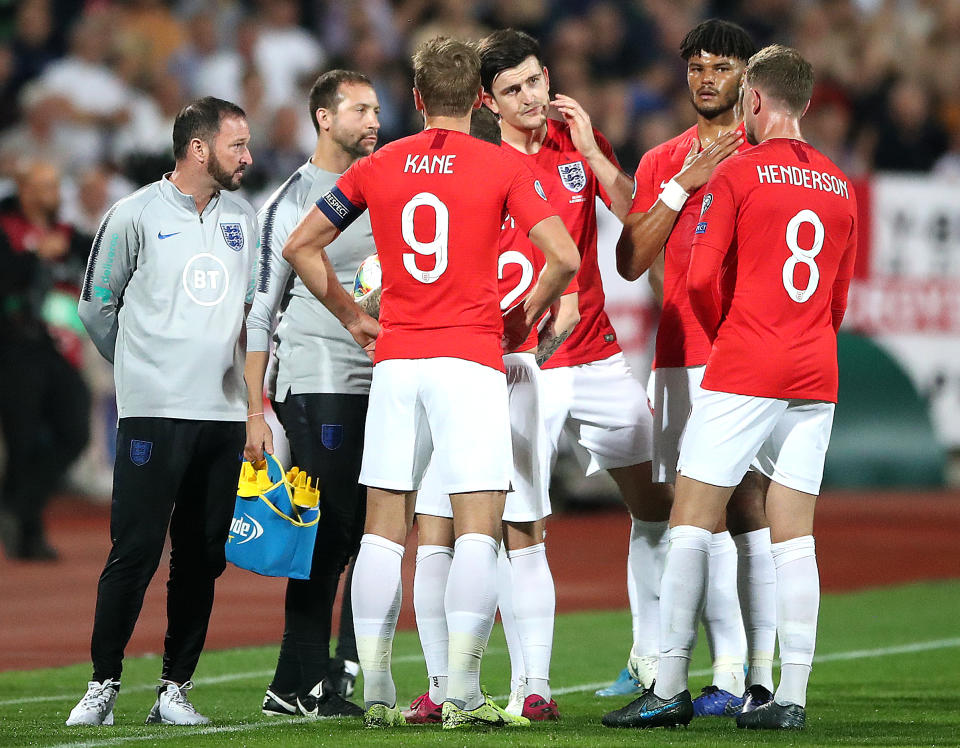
[247,412,264,419]
[659,178,689,212]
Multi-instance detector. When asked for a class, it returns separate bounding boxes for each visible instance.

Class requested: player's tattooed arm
[356,286,381,320]
[537,292,579,366]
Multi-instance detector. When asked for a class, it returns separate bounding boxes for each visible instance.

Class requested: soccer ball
[353,254,381,299]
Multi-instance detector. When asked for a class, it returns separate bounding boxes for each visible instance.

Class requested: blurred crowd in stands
[0,0,958,553]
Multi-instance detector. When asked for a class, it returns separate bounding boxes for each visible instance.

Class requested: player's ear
[800,99,811,118]
[751,88,762,116]
[412,87,425,113]
[542,65,550,92]
[314,107,329,133]
[481,88,499,115]
[472,87,483,110]
[190,137,207,164]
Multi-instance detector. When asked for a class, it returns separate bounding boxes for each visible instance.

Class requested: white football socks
[733,528,777,692]
[772,535,819,708]
[507,542,555,701]
[655,525,711,699]
[628,519,669,663]
[446,533,499,710]
[352,534,404,708]
[414,544,453,704]
[496,545,526,698]
[703,531,746,695]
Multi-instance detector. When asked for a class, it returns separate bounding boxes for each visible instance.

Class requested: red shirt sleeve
[628,147,660,215]
[594,128,621,209]
[831,215,858,332]
[505,159,557,235]
[689,166,738,341]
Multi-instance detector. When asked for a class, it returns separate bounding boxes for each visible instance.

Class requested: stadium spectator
[253,0,325,109]
[0,158,91,561]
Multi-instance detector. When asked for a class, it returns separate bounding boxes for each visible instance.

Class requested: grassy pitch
[2,580,958,747]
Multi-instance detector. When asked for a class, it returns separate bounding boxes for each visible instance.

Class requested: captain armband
[316,187,363,231]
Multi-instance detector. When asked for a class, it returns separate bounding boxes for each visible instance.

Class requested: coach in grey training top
[68,97,257,728]
[244,70,379,719]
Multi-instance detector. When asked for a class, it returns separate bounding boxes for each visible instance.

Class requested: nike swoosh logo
[659,180,670,189]
[158,231,180,240]
[639,700,681,719]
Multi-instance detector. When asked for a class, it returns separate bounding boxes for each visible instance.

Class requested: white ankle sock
[628,519,669,660]
[772,535,819,708]
[446,533,499,710]
[414,544,452,704]
[703,531,745,694]
[733,528,776,692]
[352,534,404,708]
[507,542,555,700]
[654,525,711,699]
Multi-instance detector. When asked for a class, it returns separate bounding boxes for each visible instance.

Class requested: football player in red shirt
[606,45,857,732]
[404,106,575,725]
[613,20,777,718]
[282,38,580,729]
[477,28,673,698]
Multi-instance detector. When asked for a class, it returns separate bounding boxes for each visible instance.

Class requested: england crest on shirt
[558,161,587,193]
[220,222,244,251]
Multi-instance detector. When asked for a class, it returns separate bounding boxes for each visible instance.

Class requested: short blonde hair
[412,37,480,118]
[745,44,814,116]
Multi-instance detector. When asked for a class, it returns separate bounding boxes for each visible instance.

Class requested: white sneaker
[145,680,210,725]
[627,652,659,689]
[505,679,526,716]
[65,680,120,726]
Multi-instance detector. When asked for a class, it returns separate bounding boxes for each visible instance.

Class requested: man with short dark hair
[612,19,776,719]
[605,45,857,731]
[282,37,579,729]
[477,27,672,702]
[68,96,258,727]
[244,69,380,719]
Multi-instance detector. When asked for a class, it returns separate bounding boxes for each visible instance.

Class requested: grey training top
[78,175,259,421]
[247,160,375,399]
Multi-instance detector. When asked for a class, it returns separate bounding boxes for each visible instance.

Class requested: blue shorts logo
[695,221,708,234]
[321,424,343,450]
[220,222,244,251]
[130,439,153,466]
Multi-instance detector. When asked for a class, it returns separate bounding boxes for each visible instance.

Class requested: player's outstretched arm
[526,215,580,324]
[282,205,380,359]
[551,93,634,220]
[243,350,273,461]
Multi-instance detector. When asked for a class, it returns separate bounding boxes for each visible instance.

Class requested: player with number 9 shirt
[623,45,857,732]
[281,37,579,730]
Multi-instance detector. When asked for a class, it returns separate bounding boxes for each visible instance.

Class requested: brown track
[1,491,957,672]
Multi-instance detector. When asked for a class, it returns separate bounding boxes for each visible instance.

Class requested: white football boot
[65,680,120,726]
[145,680,210,725]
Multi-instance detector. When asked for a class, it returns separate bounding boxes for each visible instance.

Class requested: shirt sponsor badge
[558,161,587,193]
[220,222,244,251]
[695,222,708,234]
[130,439,153,466]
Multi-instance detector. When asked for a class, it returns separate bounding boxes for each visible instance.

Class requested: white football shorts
[415,352,550,522]
[359,357,512,494]
[677,388,836,495]
[650,365,706,484]
[540,352,653,477]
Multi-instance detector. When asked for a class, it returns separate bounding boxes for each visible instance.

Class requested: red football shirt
[503,119,620,369]
[324,128,556,372]
[630,124,751,368]
[690,138,858,402]
[498,208,579,353]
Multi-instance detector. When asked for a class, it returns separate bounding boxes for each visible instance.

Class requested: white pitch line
[16,636,960,748]
[0,648,467,708]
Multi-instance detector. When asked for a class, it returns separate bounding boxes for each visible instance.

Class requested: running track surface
[2,491,958,672]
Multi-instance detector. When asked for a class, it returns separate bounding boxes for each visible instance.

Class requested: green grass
[2,581,959,747]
